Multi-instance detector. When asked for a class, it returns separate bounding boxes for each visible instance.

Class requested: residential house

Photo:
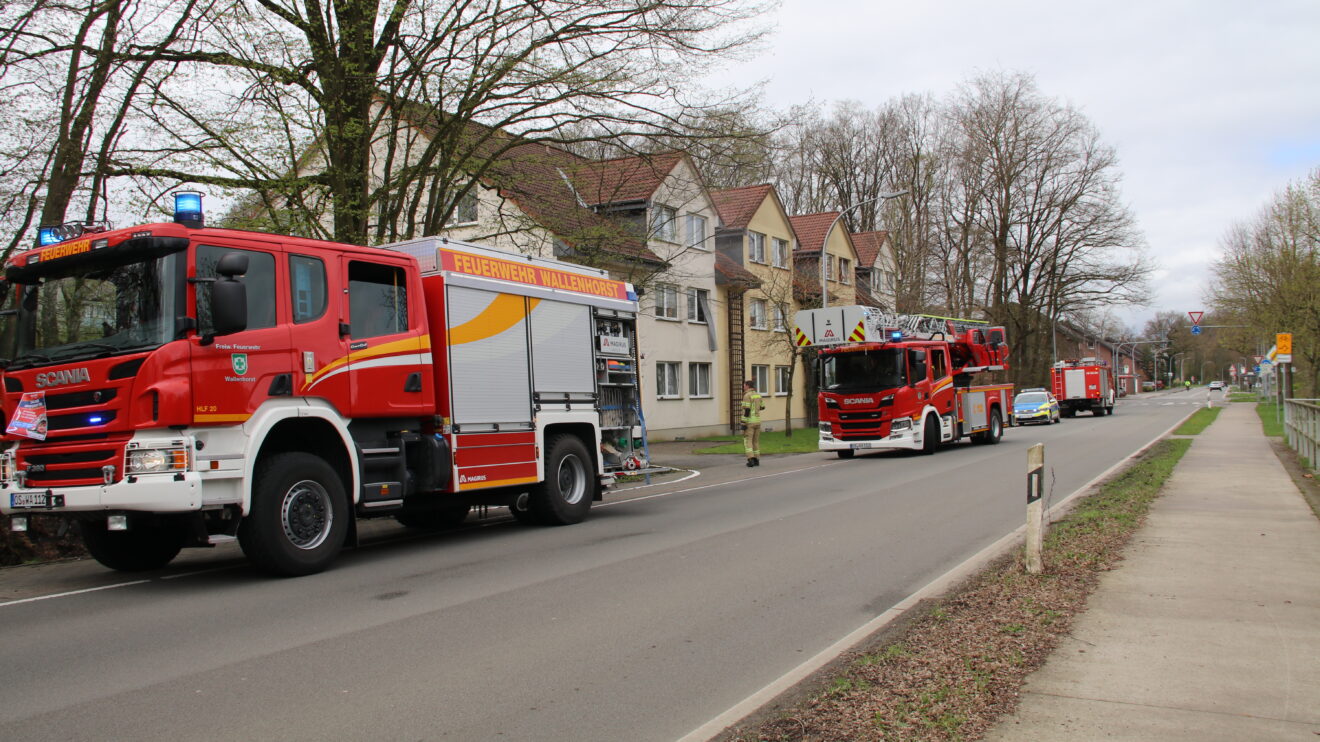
[849,231,898,310]
[788,212,861,308]
[710,184,810,433]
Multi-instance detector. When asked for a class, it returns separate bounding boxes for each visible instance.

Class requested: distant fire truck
[0,195,644,575]
[794,306,1014,457]
[1050,358,1116,417]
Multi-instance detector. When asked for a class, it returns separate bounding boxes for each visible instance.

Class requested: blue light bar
[38,227,62,246]
[889,330,903,341]
[173,191,204,227]
[88,416,104,424]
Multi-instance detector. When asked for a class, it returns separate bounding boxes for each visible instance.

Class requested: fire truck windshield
[0,250,184,370]
[822,348,906,392]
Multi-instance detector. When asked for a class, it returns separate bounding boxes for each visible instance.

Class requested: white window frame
[825,255,834,281]
[686,287,710,324]
[688,362,712,398]
[772,237,789,268]
[751,364,769,395]
[656,361,681,399]
[685,213,708,250]
[839,257,851,285]
[775,365,791,396]
[748,298,767,330]
[651,204,678,242]
[447,189,479,226]
[748,231,766,263]
[772,304,786,332]
[654,283,680,320]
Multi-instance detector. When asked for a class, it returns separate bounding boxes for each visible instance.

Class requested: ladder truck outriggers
[0,195,645,576]
[794,306,1014,458]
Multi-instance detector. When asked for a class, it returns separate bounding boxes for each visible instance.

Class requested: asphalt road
[0,389,1215,741]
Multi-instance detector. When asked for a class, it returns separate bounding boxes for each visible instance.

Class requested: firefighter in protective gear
[741,379,764,467]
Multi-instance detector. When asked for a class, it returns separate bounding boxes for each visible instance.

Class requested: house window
[686,287,710,323]
[654,283,679,320]
[772,237,789,268]
[824,255,834,280]
[651,204,677,242]
[656,361,681,398]
[748,231,766,263]
[751,364,769,394]
[689,362,712,398]
[775,365,791,395]
[449,189,478,225]
[838,258,851,284]
[772,305,786,332]
[748,298,767,330]
[685,214,708,250]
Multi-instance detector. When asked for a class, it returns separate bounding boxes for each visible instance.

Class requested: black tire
[836,449,856,459]
[527,434,594,525]
[920,415,940,455]
[1092,406,1104,417]
[80,516,184,572]
[238,452,348,577]
[983,409,1004,444]
[395,503,471,530]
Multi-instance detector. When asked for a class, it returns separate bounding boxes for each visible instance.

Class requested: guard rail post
[1026,443,1045,574]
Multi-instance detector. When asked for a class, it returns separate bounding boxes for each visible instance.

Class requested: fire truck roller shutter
[446,286,534,427]
[530,299,594,395]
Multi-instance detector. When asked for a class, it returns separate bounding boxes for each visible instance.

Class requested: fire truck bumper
[1,472,205,516]
[818,419,920,452]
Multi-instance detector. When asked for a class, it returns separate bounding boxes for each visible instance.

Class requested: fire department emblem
[231,353,249,375]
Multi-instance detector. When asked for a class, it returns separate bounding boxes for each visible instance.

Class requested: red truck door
[928,346,956,421]
[341,257,434,417]
[190,240,293,426]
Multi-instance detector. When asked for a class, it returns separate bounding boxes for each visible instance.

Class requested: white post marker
[1026,443,1045,574]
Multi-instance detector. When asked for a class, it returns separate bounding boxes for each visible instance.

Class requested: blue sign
[1190,325,1202,335]
[1254,365,1261,373]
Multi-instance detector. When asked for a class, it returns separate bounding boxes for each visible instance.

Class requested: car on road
[1208,380,1225,391]
[1014,389,1061,425]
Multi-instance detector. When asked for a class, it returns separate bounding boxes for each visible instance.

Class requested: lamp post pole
[819,190,908,309]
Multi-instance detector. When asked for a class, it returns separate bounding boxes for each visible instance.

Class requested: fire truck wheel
[983,409,1004,444]
[79,516,185,572]
[239,452,348,576]
[395,503,471,530]
[836,449,856,459]
[528,434,593,525]
[920,415,940,455]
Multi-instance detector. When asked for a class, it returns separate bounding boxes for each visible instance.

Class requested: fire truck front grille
[45,388,118,409]
[47,410,117,432]
[19,438,129,486]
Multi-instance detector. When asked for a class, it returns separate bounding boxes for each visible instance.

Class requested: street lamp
[819,190,908,308]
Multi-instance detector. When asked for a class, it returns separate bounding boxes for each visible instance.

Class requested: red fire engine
[0,196,643,575]
[1050,358,1116,417]
[794,307,1014,457]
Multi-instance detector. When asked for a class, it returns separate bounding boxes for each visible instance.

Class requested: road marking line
[676,414,1194,742]
[0,579,150,608]
[599,462,833,508]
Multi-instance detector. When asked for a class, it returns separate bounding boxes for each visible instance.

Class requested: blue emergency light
[173,191,204,228]
[889,330,903,341]
[37,227,62,246]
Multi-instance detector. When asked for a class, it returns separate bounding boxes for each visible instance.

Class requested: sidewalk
[984,402,1320,740]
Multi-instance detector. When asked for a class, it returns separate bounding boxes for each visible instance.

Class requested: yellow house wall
[742,199,809,431]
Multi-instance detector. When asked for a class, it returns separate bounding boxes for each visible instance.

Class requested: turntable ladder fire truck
[1050,358,1116,417]
[794,306,1014,458]
[0,195,644,576]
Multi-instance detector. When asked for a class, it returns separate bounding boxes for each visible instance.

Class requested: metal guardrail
[1284,399,1320,470]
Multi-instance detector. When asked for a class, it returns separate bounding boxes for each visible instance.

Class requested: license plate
[849,442,870,450]
[11,492,64,509]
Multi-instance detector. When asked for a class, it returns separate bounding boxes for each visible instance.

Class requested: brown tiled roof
[710,184,773,230]
[714,252,760,289]
[789,212,842,255]
[574,152,685,205]
[851,230,889,269]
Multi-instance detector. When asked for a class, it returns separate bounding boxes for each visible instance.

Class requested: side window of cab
[348,261,409,339]
[931,348,948,380]
[195,245,276,334]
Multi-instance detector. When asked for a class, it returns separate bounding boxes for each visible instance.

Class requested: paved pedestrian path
[984,401,1320,740]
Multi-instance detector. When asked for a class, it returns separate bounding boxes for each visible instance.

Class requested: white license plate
[11,492,64,509]
[849,442,870,450]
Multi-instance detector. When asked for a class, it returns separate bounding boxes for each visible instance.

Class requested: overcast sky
[706,0,1320,333]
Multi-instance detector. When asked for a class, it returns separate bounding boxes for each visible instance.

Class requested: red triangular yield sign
[1188,311,1204,324]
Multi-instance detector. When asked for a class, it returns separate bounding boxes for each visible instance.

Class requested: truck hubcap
[281,479,333,550]
[557,455,587,505]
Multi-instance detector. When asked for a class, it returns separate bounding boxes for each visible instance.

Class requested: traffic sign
[1276,333,1292,363]
[1190,325,1202,335]
[1188,311,1204,325]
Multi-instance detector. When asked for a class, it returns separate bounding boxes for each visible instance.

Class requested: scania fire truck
[0,196,644,575]
[794,306,1013,457]
[1050,358,1116,417]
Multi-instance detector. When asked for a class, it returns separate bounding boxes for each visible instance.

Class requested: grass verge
[1174,406,1222,435]
[724,437,1193,742]
[695,427,820,455]
[1256,401,1284,438]
[1228,392,1256,403]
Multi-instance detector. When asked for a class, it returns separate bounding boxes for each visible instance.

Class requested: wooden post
[1026,443,1045,574]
